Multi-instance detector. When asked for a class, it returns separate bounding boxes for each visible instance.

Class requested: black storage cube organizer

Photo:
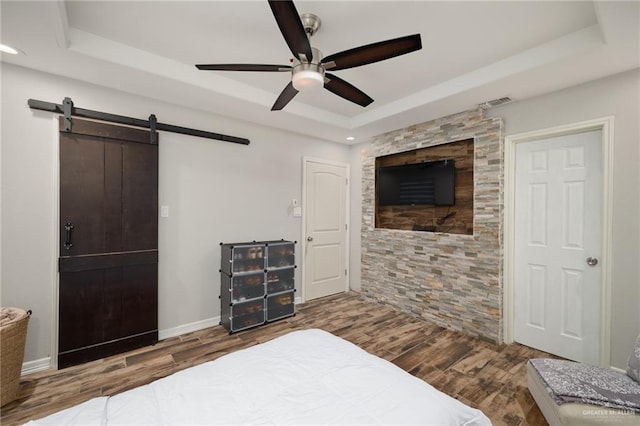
[220,240,295,333]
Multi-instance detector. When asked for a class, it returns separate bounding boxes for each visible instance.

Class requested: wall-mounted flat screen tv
[377,159,455,206]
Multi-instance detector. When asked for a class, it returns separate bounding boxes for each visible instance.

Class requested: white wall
[486,68,639,369]
[0,63,351,366]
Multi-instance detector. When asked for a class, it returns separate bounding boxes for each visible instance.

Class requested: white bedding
[28,329,491,425]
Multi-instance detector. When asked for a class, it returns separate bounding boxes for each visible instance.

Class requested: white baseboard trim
[158,316,221,341]
[295,296,303,305]
[610,365,627,374]
[22,357,52,376]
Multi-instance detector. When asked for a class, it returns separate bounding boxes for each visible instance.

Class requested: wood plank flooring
[1,292,552,425]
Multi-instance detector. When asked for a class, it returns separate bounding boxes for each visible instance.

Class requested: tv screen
[377,159,455,206]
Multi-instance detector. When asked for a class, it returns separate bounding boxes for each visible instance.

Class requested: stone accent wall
[361,108,504,343]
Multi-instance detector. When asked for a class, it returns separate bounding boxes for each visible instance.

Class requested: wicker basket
[0,307,31,407]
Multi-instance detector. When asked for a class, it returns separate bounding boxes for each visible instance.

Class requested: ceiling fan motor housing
[293,47,324,70]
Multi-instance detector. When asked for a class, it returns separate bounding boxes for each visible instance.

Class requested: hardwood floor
[1,292,552,425]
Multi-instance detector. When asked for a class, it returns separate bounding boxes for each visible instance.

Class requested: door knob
[307,236,313,242]
[586,257,598,266]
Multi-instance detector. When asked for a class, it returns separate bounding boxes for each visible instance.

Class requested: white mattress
[28,329,491,425]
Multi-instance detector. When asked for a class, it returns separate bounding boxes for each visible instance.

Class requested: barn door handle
[64,222,74,250]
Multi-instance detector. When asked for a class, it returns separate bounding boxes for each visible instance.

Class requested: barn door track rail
[28,97,250,146]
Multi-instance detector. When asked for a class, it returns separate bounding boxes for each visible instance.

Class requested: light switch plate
[160,205,169,218]
[293,206,302,217]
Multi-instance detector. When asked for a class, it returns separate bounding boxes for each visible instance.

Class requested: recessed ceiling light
[0,43,24,55]
[346,136,355,141]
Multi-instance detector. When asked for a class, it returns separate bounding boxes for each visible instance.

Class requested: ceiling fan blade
[196,64,292,72]
[324,73,373,107]
[268,0,313,62]
[321,34,422,71]
[271,81,299,111]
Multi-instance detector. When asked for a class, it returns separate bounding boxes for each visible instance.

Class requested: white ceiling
[1,1,638,144]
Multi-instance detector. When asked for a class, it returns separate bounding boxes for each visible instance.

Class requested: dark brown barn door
[58,118,158,369]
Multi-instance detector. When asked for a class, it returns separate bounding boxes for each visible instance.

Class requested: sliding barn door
[58,118,158,369]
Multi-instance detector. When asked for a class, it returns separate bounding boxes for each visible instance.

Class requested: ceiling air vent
[479,96,512,109]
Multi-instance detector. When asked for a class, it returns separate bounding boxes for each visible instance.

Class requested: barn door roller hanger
[28,97,250,146]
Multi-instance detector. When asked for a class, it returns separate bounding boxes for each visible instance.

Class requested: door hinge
[345,269,348,276]
[345,223,348,231]
[346,178,348,185]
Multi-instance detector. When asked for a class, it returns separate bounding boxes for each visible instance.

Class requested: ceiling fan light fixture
[292,69,324,91]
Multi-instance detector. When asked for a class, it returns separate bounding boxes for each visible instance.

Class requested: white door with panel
[304,160,348,301]
[514,130,602,365]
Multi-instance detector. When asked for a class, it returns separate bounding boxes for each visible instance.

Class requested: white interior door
[303,160,348,301]
[514,130,602,364]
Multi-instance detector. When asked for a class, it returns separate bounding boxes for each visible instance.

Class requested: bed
[27,329,491,425]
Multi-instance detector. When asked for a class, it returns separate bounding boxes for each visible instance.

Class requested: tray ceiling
[1,1,638,143]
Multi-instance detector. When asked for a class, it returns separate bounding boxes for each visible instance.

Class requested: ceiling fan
[196,0,422,111]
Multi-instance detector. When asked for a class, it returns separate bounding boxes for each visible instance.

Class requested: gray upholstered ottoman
[527,361,640,425]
